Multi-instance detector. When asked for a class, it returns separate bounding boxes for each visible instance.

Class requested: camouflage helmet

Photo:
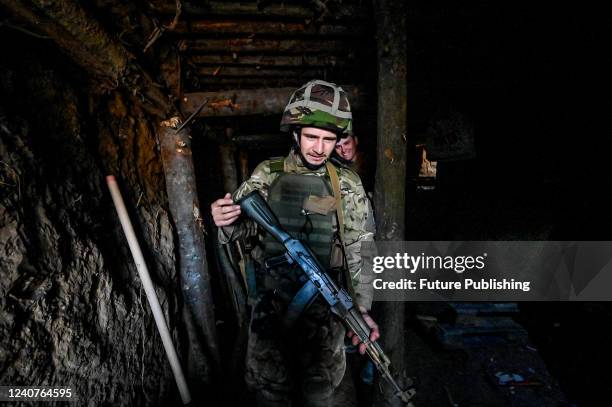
[280,79,353,135]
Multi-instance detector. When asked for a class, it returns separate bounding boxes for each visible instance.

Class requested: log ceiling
[154,0,375,92]
[1,0,375,117]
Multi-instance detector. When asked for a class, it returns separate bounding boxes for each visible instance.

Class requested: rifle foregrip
[348,308,374,342]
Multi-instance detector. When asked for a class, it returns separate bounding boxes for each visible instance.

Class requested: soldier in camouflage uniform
[211,80,378,407]
[334,134,365,182]
[334,133,375,232]
[335,133,360,166]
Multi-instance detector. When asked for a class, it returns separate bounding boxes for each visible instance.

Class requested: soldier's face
[299,127,338,166]
[335,135,358,162]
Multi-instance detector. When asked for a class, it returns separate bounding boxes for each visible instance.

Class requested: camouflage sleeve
[340,169,376,311]
[218,160,272,244]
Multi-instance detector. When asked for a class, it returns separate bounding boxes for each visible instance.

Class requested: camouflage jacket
[219,150,375,311]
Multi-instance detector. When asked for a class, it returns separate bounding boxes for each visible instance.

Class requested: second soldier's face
[335,135,358,162]
[299,127,338,166]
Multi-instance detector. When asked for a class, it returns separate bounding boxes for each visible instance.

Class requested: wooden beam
[372,0,409,406]
[196,66,330,78]
[184,38,348,54]
[181,87,294,116]
[0,1,116,78]
[173,20,361,36]
[374,2,408,239]
[189,54,346,68]
[180,86,366,117]
[149,1,366,20]
[185,78,372,93]
[185,77,309,89]
[0,0,171,117]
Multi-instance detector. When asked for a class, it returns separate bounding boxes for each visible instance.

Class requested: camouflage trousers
[245,291,346,407]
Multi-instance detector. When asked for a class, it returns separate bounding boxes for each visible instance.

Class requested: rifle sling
[325,161,357,299]
[283,280,319,328]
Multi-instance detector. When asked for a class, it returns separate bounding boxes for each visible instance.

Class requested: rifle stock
[238,190,291,243]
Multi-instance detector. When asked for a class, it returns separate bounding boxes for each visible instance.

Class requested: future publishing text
[370,253,532,293]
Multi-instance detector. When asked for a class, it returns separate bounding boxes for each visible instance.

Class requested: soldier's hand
[347,311,380,355]
[211,193,241,227]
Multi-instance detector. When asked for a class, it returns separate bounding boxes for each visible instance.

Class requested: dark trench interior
[1,1,610,406]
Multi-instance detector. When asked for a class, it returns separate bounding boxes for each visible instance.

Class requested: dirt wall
[0,31,184,405]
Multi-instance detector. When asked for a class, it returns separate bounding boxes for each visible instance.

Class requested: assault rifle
[238,191,415,405]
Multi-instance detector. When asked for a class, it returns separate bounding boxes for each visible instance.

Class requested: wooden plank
[180,86,366,117]
[185,78,306,90]
[189,54,346,68]
[173,20,361,36]
[149,1,366,20]
[196,66,329,78]
[184,38,348,54]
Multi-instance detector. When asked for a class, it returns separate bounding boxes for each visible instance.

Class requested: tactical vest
[262,158,336,271]
[253,157,351,327]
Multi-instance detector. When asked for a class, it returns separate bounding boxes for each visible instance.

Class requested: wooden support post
[158,117,220,391]
[373,1,409,406]
[239,149,249,183]
[219,128,238,193]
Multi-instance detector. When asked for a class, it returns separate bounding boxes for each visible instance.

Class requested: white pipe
[106,175,191,405]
